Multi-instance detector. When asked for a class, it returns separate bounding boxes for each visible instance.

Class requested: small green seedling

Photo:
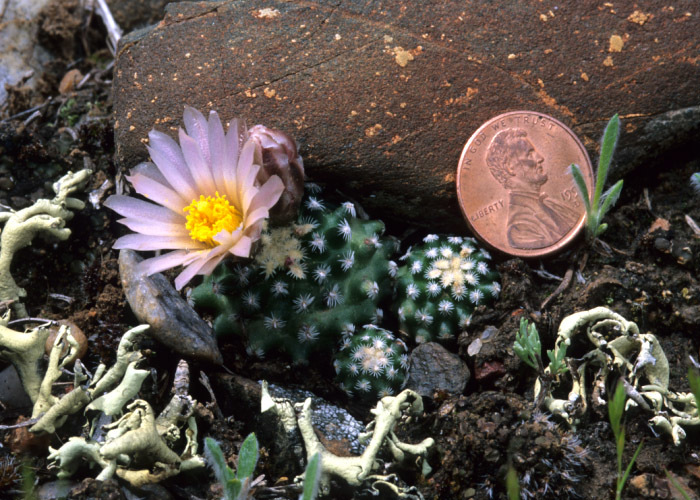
[513,317,541,371]
[570,113,624,242]
[609,382,642,500]
[546,342,568,378]
[664,469,693,500]
[513,318,567,377]
[505,465,520,500]
[205,433,259,500]
[299,452,322,500]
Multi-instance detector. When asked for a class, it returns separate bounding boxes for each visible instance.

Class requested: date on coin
[456,111,594,258]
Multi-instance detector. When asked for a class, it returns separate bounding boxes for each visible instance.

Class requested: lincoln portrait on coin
[485,128,579,249]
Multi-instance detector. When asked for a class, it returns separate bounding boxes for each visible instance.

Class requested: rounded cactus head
[193,185,399,365]
[333,324,408,400]
[394,234,500,343]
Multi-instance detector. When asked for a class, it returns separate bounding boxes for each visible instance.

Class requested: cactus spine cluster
[394,234,500,343]
[333,324,408,398]
[193,189,501,399]
[193,186,398,361]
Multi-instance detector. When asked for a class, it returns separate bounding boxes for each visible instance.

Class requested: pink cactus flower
[105,106,284,290]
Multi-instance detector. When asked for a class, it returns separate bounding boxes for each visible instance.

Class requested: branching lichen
[0,167,205,485]
[33,325,83,417]
[263,385,433,496]
[0,168,91,409]
[0,319,204,486]
[0,315,53,406]
[0,169,91,317]
[47,356,205,485]
[533,307,699,445]
[87,361,150,416]
[29,324,149,435]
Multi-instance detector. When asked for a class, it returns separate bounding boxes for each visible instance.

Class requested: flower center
[184,193,242,246]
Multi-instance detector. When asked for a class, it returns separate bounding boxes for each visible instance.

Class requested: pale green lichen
[29,325,90,434]
[263,385,433,495]
[0,168,91,404]
[3,322,205,486]
[47,355,205,486]
[0,167,205,485]
[33,324,84,417]
[49,399,205,486]
[87,361,149,416]
[29,324,150,435]
[0,315,59,408]
[0,169,91,317]
[533,307,698,445]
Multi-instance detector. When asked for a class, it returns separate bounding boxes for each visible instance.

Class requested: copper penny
[456,111,593,258]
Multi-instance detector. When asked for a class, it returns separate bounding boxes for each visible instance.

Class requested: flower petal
[117,217,186,237]
[229,235,253,258]
[237,140,261,212]
[211,229,252,259]
[183,106,211,167]
[137,250,202,276]
[173,244,230,290]
[208,111,228,193]
[225,117,246,164]
[127,172,187,214]
[113,233,202,251]
[131,161,171,188]
[222,139,252,209]
[174,257,211,290]
[180,129,216,196]
[104,195,184,223]
[247,175,284,215]
[197,251,228,276]
[243,220,264,242]
[243,207,271,231]
[147,130,197,200]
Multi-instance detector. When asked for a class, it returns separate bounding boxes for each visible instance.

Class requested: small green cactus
[193,190,502,400]
[394,234,500,343]
[333,324,408,399]
[192,187,399,363]
[190,262,247,338]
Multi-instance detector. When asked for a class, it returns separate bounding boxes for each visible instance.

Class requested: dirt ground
[0,2,699,499]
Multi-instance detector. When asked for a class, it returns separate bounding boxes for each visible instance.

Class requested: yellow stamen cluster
[184,193,242,246]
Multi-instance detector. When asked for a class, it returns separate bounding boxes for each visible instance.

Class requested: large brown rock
[106,0,188,32]
[113,0,700,229]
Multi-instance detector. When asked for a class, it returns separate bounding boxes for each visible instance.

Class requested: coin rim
[456,110,593,258]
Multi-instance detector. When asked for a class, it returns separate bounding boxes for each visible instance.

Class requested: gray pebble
[118,249,223,365]
[404,342,470,398]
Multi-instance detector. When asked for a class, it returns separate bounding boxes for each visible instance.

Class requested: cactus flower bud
[249,125,305,224]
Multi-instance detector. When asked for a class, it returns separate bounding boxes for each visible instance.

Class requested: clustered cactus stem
[194,186,501,399]
[194,188,412,398]
[333,324,408,398]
